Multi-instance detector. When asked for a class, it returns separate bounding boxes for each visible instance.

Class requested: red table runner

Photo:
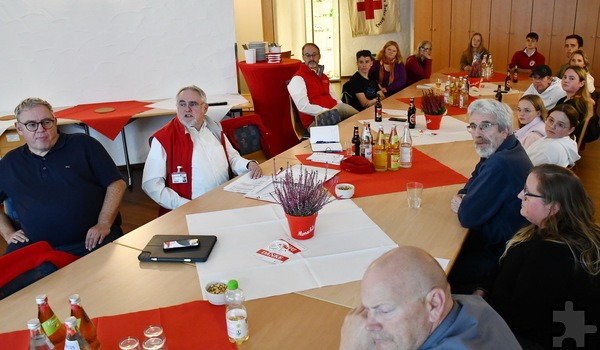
[397,96,477,116]
[297,149,467,198]
[55,101,152,140]
[0,300,236,349]
[441,71,506,82]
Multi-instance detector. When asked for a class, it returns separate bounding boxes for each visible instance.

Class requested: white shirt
[287,72,343,116]
[586,73,595,93]
[515,117,546,150]
[142,121,250,210]
[526,136,580,167]
[523,77,567,110]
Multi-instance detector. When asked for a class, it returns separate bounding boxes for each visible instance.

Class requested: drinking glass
[119,336,141,350]
[406,182,424,208]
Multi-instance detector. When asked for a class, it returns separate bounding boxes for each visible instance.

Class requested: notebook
[138,235,217,263]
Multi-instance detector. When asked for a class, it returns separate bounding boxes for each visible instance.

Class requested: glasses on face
[177,101,203,109]
[545,116,569,130]
[420,47,432,51]
[303,53,320,58]
[466,122,498,133]
[523,187,545,199]
[18,119,56,132]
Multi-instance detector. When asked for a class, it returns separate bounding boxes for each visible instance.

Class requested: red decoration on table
[397,96,477,116]
[55,101,152,140]
[0,300,236,349]
[297,149,467,198]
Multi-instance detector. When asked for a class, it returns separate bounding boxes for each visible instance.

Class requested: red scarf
[378,58,396,87]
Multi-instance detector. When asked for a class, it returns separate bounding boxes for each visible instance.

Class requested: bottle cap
[68,294,81,304]
[35,294,47,304]
[64,316,77,327]
[227,280,239,290]
[27,318,41,330]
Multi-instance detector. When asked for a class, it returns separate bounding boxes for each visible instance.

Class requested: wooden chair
[289,96,310,140]
[220,114,273,163]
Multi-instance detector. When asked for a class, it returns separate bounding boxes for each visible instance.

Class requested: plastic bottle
[407,97,416,129]
[64,316,92,350]
[69,294,100,350]
[387,125,400,171]
[225,280,248,345]
[400,124,413,168]
[374,96,382,122]
[36,295,66,347]
[372,125,387,172]
[28,318,55,350]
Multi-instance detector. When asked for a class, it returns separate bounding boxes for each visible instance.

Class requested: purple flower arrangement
[420,89,446,115]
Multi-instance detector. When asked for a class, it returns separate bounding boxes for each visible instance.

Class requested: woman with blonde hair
[369,40,406,96]
[515,94,548,149]
[460,32,489,71]
[556,65,599,144]
[479,164,600,348]
[569,49,595,92]
[405,40,432,86]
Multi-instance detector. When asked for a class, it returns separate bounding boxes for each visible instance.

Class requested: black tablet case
[138,235,217,262]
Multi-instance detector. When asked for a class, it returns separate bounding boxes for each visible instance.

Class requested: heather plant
[420,89,446,115]
[271,165,334,216]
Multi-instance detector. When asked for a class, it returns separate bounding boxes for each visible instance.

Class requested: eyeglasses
[420,47,432,51]
[18,119,56,132]
[177,101,203,109]
[303,53,320,58]
[466,122,497,133]
[545,116,569,130]
[523,187,545,199]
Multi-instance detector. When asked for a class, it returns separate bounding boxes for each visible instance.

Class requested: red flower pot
[425,114,444,130]
[285,213,318,240]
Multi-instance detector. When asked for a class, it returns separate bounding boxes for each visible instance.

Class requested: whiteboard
[0,0,237,114]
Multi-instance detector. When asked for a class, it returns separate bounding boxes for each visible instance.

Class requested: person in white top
[522,65,566,110]
[142,85,262,212]
[569,49,595,93]
[526,104,580,167]
[514,95,547,150]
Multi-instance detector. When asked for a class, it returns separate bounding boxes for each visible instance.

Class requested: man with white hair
[449,99,532,292]
[339,246,520,349]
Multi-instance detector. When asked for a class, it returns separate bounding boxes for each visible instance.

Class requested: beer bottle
[407,98,416,129]
[387,125,400,171]
[352,126,361,156]
[400,124,413,168]
[36,295,66,347]
[504,67,512,91]
[495,85,503,102]
[374,96,383,122]
[373,126,387,172]
[512,65,518,83]
[69,294,100,350]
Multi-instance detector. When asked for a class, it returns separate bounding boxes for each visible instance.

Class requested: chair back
[286,79,310,140]
[280,51,292,59]
[315,109,342,126]
[341,81,354,105]
[220,114,273,162]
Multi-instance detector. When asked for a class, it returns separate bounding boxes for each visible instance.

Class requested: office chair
[220,114,273,163]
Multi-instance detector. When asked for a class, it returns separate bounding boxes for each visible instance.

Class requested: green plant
[271,165,334,217]
[420,89,446,115]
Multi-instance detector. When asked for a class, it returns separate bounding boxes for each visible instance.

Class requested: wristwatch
[246,160,258,169]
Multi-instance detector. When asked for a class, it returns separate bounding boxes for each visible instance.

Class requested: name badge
[171,165,188,184]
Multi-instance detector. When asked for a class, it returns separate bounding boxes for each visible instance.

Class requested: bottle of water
[224,280,248,344]
[400,124,413,168]
[28,318,55,350]
[64,316,92,350]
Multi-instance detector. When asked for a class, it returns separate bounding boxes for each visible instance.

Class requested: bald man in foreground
[339,247,520,349]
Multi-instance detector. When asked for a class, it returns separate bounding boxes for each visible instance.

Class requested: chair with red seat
[220,114,273,163]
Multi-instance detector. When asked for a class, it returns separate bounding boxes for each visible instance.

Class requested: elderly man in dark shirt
[449,99,532,293]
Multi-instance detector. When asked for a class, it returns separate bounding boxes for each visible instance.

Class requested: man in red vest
[288,43,358,129]
[142,85,262,214]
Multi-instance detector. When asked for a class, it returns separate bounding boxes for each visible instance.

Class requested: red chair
[220,114,273,163]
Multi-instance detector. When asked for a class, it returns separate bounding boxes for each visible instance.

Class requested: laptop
[138,234,217,263]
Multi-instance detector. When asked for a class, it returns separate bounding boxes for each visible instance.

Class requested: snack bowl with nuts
[335,183,355,199]
[204,280,228,305]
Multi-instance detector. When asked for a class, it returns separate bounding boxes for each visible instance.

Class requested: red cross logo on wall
[357,0,383,20]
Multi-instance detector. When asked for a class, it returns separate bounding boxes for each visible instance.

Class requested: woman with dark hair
[515,95,548,149]
[460,32,489,71]
[405,40,433,86]
[369,41,407,96]
[477,164,600,348]
[525,104,580,167]
[556,65,599,144]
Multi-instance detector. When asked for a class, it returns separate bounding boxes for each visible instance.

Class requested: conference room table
[0,69,531,349]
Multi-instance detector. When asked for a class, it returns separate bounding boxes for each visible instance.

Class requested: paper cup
[245,49,256,64]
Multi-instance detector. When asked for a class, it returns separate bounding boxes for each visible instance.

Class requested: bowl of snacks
[205,280,228,305]
[335,183,355,199]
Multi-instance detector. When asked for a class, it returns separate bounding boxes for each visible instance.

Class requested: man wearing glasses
[287,43,358,129]
[142,85,262,215]
[0,97,127,257]
[448,99,532,293]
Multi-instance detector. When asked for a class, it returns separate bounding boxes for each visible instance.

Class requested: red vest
[294,64,337,128]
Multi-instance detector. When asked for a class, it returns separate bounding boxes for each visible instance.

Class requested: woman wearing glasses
[476,164,600,349]
[515,95,547,150]
[556,65,599,144]
[369,41,407,97]
[525,104,580,167]
[405,40,433,86]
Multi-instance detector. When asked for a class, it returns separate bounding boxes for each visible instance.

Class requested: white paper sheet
[187,200,398,302]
